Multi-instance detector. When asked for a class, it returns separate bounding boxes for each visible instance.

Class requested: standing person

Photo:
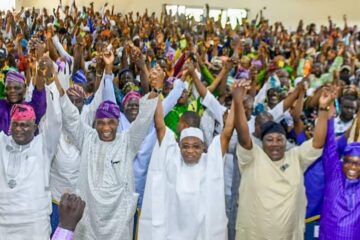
[138,83,237,240]
[319,118,360,239]
[49,52,116,233]
[0,70,46,134]
[234,80,333,240]
[0,64,62,239]
[55,61,159,239]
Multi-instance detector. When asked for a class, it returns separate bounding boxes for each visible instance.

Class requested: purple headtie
[95,101,120,119]
[343,142,360,158]
[5,71,26,85]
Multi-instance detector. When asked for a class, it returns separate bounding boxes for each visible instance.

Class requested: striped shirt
[319,118,360,239]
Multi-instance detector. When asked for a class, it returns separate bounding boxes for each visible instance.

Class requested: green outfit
[164,98,203,136]
[297,56,343,89]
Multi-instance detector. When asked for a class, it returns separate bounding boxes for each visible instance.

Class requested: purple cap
[95,101,120,119]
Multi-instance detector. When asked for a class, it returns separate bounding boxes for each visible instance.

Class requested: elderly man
[233,80,333,240]
[0,70,46,134]
[56,66,159,239]
[0,76,61,239]
[319,118,360,239]
[138,85,236,240]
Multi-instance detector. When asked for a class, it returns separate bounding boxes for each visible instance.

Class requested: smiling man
[319,119,360,239]
[57,76,159,239]
[138,85,236,240]
[233,81,332,240]
[0,80,61,239]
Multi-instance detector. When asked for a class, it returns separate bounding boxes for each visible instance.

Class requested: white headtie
[180,127,204,142]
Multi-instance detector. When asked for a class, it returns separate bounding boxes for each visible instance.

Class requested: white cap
[180,127,204,142]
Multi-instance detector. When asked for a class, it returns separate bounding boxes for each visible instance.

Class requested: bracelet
[96,73,102,77]
[319,106,330,112]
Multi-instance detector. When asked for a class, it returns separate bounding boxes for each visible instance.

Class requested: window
[227,8,248,28]
[165,4,247,28]
[185,8,204,22]
[0,0,15,11]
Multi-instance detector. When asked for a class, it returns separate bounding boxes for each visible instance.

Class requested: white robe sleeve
[163,79,186,115]
[60,93,92,151]
[126,94,158,162]
[138,128,178,240]
[201,90,227,126]
[52,35,74,62]
[39,83,62,160]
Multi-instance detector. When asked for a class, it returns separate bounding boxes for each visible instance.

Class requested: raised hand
[319,85,337,108]
[58,193,86,232]
[102,50,114,66]
[232,79,251,100]
[37,55,55,85]
[182,60,196,77]
[149,65,165,90]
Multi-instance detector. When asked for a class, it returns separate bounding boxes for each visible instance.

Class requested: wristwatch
[153,88,163,94]
[319,106,330,112]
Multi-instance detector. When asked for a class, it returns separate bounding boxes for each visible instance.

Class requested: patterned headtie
[95,101,120,119]
[5,71,26,85]
[10,104,36,122]
[72,69,87,85]
[66,85,86,99]
[122,91,141,107]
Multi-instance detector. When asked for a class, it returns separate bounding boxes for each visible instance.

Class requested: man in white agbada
[0,74,61,239]
[49,52,116,231]
[56,74,159,239]
[139,98,235,240]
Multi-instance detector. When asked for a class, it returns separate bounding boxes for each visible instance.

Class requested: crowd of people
[0,1,360,240]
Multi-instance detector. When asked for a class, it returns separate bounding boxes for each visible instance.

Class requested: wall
[15,0,360,30]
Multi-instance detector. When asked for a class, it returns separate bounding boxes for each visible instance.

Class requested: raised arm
[52,34,73,62]
[313,87,335,149]
[233,80,252,150]
[184,61,227,123]
[283,82,305,111]
[54,65,91,150]
[133,46,150,94]
[185,61,207,98]
[207,59,232,93]
[220,101,235,156]
[291,88,306,135]
[163,79,186,115]
[39,77,62,160]
[155,95,166,144]
[127,92,159,158]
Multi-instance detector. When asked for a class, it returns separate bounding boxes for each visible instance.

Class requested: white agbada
[138,128,228,240]
[0,83,61,240]
[59,93,158,240]
[50,73,113,203]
